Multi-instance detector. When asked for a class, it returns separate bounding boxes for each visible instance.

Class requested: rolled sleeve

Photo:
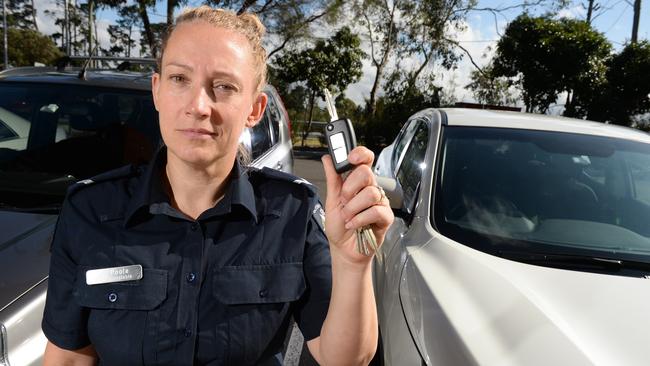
[293,199,332,341]
[42,197,91,350]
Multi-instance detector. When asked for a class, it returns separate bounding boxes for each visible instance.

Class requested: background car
[0,62,293,366]
[373,108,650,365]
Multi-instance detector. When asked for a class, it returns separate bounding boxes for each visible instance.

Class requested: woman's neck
[164,152,233,220]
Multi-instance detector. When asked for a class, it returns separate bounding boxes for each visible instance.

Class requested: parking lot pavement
[294,149,328,202]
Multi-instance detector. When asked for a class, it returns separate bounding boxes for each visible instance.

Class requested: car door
[374,118,432,365]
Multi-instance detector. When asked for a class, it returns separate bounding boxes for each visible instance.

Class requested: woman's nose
[187,86,212,119]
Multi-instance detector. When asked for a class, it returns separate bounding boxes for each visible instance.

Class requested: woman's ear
[246,92,268,128]
[151,72,161,111]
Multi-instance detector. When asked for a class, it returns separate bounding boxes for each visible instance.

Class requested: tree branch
[445,37,488,78]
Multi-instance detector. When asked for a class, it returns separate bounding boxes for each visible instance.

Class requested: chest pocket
[213,262,306,364]
[73,266,167,366]
[213,262,305,304]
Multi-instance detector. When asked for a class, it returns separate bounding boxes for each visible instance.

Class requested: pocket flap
[214,262,305,304]
[74,266,167,310]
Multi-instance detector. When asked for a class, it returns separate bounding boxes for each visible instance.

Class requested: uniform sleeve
[293,199,332,341]
[41,197,91,350]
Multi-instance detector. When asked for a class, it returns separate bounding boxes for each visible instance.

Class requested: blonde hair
[158,6,268,91]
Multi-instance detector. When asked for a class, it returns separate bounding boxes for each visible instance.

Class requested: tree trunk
[31,0,38,30]
[631,0,641,43]
[301,90,316,147]
[137,0,157,58]
[586,0,594,24]
[167,0,176,27]
[88,0,93,57]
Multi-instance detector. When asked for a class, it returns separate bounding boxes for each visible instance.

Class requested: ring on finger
[374,185,386,204]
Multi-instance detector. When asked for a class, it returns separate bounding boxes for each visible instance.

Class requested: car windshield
[435,126,650,261]
[0,82,159,210]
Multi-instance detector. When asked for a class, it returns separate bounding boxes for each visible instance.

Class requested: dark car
[0,62,293,365]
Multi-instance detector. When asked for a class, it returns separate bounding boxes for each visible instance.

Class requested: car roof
[440,108,650,144]
[0,67,153,91]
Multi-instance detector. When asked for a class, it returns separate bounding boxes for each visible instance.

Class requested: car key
[323,90,357,174]
[322,89,380,260]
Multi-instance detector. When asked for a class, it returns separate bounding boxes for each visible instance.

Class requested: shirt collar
[124,146,258,227]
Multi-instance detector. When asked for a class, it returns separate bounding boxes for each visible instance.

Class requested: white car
[373,108,650,365]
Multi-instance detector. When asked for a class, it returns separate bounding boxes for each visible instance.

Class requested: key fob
[324,118,357,174]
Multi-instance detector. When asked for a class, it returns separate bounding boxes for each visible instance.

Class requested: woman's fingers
[340,185,385,222]
[343,204,393,235]
[339,164,375,205]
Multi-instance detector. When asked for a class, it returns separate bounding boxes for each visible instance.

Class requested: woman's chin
[168,145,228,168]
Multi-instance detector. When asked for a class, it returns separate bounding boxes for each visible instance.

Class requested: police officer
[42,6,394,365]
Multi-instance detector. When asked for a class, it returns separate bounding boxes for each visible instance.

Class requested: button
[190,223,198,231]
[184,329,192,338]
[107,292,118,303]
[186,272,196,283]
[259,289,268,298]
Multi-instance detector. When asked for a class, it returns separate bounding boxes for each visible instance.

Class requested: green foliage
[6,0,37,29]
[467,63,518,106]
[1,28,64,68]
[275,26,365,97]
[588,41,650,125]
[493,14,611,113]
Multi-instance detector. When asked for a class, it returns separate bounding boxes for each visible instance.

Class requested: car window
[435,126,650,261]
[0,118,18,141]
[392,119,419,174]
[396,121,429,213]
[250,111,274,159]
[0,82,159,208]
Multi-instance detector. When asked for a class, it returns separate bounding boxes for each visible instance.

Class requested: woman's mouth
[178,128,217,139]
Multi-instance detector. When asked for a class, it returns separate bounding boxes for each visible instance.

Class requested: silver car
[374,108,650,365]
[0,65,293,365]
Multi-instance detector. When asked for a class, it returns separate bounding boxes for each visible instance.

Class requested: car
[373,108,650,365]
[0,61,293,366]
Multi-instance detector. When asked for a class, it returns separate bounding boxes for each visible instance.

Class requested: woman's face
[152,21,267,168]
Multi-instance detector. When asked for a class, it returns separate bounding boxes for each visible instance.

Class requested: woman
[42,6,393,365]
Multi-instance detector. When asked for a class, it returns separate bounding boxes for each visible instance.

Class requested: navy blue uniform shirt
[42,147,332,365]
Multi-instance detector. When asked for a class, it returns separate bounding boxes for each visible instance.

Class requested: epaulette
[252,167,325,232]
[251,167,318,196]
[67,164,137,196]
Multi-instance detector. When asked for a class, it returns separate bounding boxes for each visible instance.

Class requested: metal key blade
[323,89,339,121]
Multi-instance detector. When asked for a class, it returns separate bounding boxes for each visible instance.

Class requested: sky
[31,0,649,106]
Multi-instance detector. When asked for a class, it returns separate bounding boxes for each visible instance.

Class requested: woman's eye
[170,75,186,83]
[214,83,236,92]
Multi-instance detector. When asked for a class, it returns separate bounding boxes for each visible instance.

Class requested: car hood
[0,211,56,311]
[403,233,650,366]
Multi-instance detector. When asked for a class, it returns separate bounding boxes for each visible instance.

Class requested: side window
[396,122,429,213]
[0,118,18,141]
[250,113,273,159]
[391,119,418,174]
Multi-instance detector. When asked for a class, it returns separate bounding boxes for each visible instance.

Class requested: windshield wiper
[498,250,650,275]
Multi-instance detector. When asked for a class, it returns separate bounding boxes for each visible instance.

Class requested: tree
[467,63,518,106]
[275,26,365,146]
[588,41,650,126]
[0,28,63,67]
[207,0,345,59]
[5,0,38,29]
[631,0,641,43]
[492,15,611,114]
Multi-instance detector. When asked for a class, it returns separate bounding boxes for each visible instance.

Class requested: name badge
[86,265,143,285]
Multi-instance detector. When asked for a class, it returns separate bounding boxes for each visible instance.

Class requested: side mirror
[375,175,404,210]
